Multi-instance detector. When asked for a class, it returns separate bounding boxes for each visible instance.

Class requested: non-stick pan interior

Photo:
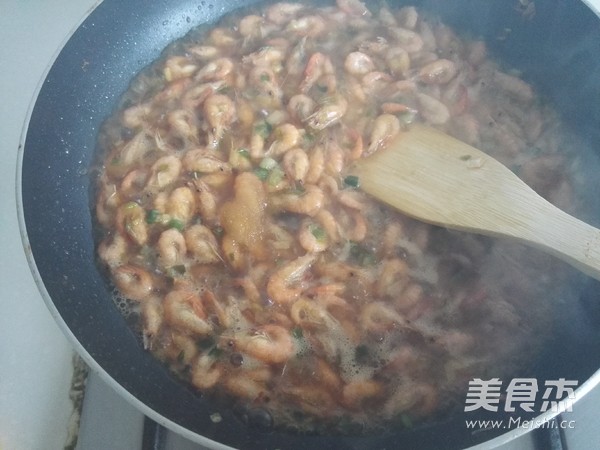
[19,0,600,449]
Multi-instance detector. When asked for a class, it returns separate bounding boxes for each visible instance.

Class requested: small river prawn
[305,95,348,131]
[300,52,334,94]
[271,184,324,217]
[163,289,213,336]
[112,264,154,302]
[203,93,236,145]
[157,228,187,268]
[235,324,295,364]
[366,113,401,155]
[266,253,317,304]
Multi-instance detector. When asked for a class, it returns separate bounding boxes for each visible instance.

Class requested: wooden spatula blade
[349,124,600,280]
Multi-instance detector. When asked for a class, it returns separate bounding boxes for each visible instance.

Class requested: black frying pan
[18,0,600,448]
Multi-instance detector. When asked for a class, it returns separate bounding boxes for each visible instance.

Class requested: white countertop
[0,1,99,449]
[1,1,600,450]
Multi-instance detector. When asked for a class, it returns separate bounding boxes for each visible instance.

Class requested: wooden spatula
[348,123,600,281]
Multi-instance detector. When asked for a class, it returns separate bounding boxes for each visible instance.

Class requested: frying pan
[17,0,600,448]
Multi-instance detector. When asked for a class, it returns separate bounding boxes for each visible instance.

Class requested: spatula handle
[520,201,600,281]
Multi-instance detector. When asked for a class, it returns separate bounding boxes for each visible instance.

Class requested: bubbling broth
[94,0,579,434]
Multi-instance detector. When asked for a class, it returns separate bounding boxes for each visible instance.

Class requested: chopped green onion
[302,132,316,149]
[349,241,376,267]
[168,218,185,231]
[399,109,417,125]
[253,167,270,181]
[267,166,285,187]
[343,175,360,188]
[260,73,271,83]
[310,225,327,242]
[291,327,304,339]
[237,148,251,159]
[124,201,140,210]
[208,346,224,358]
[166,264,186,278]
[259,157,278,170]
[459,154,472,161]
[254,120,272,139]
[146,209,160,224]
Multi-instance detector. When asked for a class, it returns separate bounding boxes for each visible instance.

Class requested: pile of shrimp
[95,0,575,434]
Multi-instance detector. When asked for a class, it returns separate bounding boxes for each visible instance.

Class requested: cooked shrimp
[286,15,326,37]
[342,380,383,409]
[188,45,219,60]
[166,186,196,224]
[337,0,371,17]
[366,113,401,155]
[98,233,128,268]
[236,324,295,364]
[271,184,324,216]
[266,2,305,25]
[360,301,410,334]
[224,368,272,400]
[113,131,153,168]
[377,258,410,297]
[203,94,236,144]
[290,297,337,329]
[266,254,316,304]
[116,201,148,246]
[112,264,154,301]
[315,209,340,243]
[191,353,222,389]
[146,155,182,191]
[416,92,450,125]
[306,95,348,130]
[344,52,376,75]
[286,36,308,75]
[359,36,390,55]
[189,178,218,224]
[339,209,367,242]
[388,27,424,53]
[141,298,163,346]
[304,145,325,184]
[121,104,152,129]
[287,94,315,122]
[300,52,334,94]
[208,27,237,47]
[163,56,198,82]
[238,14,266,38]
[183,148,231,174]
[184,224,221,264]
[384,46,410,77]
[167,109,199,142]
[163,289,212,335]
[157,229,186,269]
[298,219,329,253]
[181,80,226,110]
[397,6,419,29]
[324,143,345,175]
[492,70,534,102]
[282,147,309,183]
[269,123,301,156]
[418,58,458,85]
